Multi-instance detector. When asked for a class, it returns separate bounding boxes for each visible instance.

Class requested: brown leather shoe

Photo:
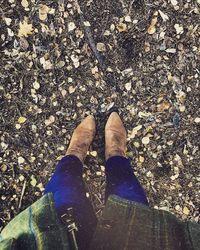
[66,115,96,163]
[105,112,127,160]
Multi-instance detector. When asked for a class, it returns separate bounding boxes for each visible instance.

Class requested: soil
[0,0,200,231]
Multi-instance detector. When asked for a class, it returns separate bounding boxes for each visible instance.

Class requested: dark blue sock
[105,156,149,206]
[44,155,97,249]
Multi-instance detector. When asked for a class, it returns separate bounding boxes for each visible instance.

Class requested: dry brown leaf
[157,100,170,112]
[18,19,33,37]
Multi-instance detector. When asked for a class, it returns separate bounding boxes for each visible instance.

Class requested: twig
[18,180,27,209]
[128,0,136,15]
[74,0,105,71]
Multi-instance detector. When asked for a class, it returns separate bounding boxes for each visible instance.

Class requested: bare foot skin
[66,115,96,163]
[105,112,127,160]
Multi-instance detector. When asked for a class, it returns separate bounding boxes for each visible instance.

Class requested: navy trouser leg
[105,156,149,206]
[44,155,97,250]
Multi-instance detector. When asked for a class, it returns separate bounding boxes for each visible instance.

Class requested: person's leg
[105,156,148,206]
[105,112,148,206]
[44,155,97,249]
[44,115,97,250]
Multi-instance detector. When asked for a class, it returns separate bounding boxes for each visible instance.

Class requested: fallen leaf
[157,101,170,112]
[138,111,152,118]
[171,0,178,6]
[69,86,76,94]
[41,23,50,33]
[142,136,150,145]
[5,17,12,26]
[68,22,76,32]
[117,23,127,32]
[174,24,184,34]
[147,25,156,34]
[139,156,145,163]
[83,21,91,27]
[18,156,25,164]
[125,16,131,22]
[183,206,190,215]
[179,105,185,112]
[18,19,33,37]
[7,28,14,36]
[21,0,29,8]
[129,125,142,139]
[125,82,132,91]
[147,13,158,34]
[90,151,97,157]
[33,81,40,90]
[18,116,27,124]
[39,4,49,21]
[16,124,21,129]
[158,10,169,22]
[165,48,176,53]
[40,57,53,70]
[45,115,55,126]
[30,175,37,187]
[194,117,200,123]
[96,42,106,52]
[1,164,7,172]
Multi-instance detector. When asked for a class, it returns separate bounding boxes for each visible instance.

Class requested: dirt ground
[0,0,200,231]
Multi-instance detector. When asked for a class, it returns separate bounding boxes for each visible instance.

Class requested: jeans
[44,155,148,249]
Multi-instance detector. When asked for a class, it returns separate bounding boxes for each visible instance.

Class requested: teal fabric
[90,195,200,250]
[0,193,70,250]
[0,194,200,250]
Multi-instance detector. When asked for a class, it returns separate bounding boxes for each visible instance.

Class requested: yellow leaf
[18,116,27,124]
[30,175,37,187]
[18,19,33,37]
[139,156,145,163]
